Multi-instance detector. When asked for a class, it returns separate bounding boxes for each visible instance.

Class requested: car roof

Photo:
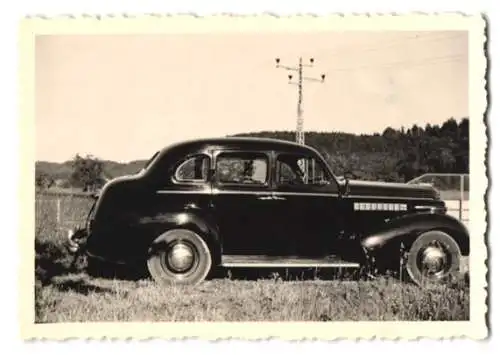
[159,137,320,156]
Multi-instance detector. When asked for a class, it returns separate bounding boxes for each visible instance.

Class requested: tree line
[35,117,469,191]
[35,154,106,192]
[234,117,469,182]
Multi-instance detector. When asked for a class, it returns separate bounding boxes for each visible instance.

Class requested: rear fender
[360,212,470,256]
[138,211,221,262]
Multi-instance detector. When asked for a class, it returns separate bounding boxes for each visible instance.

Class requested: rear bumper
[66,227,131,265]
[65,227,89,254]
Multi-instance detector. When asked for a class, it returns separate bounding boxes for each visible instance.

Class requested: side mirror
[342,181,351,196]
[344,170,354,180]
[341,171,354,196]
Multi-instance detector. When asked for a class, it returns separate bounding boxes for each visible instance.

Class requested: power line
[341,33,464,57]
[312,32,464,61]
[328,53,465,72]
[300,34,465,78]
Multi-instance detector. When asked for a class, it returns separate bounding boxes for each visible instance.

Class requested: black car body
[67,137,469,285]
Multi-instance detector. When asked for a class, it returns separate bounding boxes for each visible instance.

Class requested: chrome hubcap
[421,244,447,275]
[167,242,194,272]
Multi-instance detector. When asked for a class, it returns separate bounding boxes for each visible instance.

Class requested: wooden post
[459,174,464,221]
[56,198,61,225]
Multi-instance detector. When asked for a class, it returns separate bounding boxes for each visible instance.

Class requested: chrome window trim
[274,150,339,193]
[155,188,435,201]
[213,150,272,188]
[171,153,211,185]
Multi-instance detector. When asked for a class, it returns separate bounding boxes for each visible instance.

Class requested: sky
[35,31,468,162]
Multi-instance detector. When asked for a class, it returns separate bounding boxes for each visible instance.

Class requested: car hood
[340,179,439,200]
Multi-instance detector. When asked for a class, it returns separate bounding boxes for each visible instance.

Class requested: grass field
[34,192,470,323]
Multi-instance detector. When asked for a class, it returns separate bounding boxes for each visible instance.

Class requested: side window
[215,152,268,186]
[174,155,210,183]
[276,153,332,187]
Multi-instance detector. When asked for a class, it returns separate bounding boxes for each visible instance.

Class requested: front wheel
[147,229,212,286]
[405,230,462,286]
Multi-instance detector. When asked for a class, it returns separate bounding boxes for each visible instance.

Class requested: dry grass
[34,193,470,323]
[35,274,469,322]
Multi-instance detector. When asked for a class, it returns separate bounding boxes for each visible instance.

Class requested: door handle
[257,196,274,200]
[272,195,286,201]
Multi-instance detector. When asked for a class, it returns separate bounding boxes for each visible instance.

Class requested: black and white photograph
[20,14,487,339]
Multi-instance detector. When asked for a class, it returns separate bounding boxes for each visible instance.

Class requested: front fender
[360,212,470,256]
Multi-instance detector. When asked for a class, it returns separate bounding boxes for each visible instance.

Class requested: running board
[221,255,360,268]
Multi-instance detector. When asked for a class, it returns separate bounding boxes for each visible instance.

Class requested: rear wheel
[147,229,212,286]
[405,230,461,286]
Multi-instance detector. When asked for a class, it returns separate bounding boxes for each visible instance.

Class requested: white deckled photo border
[19,13,489,340]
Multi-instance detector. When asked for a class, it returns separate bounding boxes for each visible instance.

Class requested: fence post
[56,198,61,225]
[459,174,464,221]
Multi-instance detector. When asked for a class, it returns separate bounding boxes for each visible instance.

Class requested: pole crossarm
[276,65,300,71]
[274,57,326,146]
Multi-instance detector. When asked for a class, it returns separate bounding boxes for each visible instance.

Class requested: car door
[271,151,343,257]
[210,150,281,256]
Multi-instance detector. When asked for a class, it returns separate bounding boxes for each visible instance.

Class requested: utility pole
[274,57,326,146]
[274,57,326,181]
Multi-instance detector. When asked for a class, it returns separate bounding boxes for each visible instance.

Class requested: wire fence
[35,190,94,238]
[407,173,469,226]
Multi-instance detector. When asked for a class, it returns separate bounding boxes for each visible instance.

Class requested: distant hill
[35,117,469,186]
[231,118,469,183]
[35,159,148,181]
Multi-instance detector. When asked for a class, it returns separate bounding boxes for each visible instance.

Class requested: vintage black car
[67,137,469,286]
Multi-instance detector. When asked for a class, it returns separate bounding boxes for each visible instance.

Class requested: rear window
[174,155,210,182]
